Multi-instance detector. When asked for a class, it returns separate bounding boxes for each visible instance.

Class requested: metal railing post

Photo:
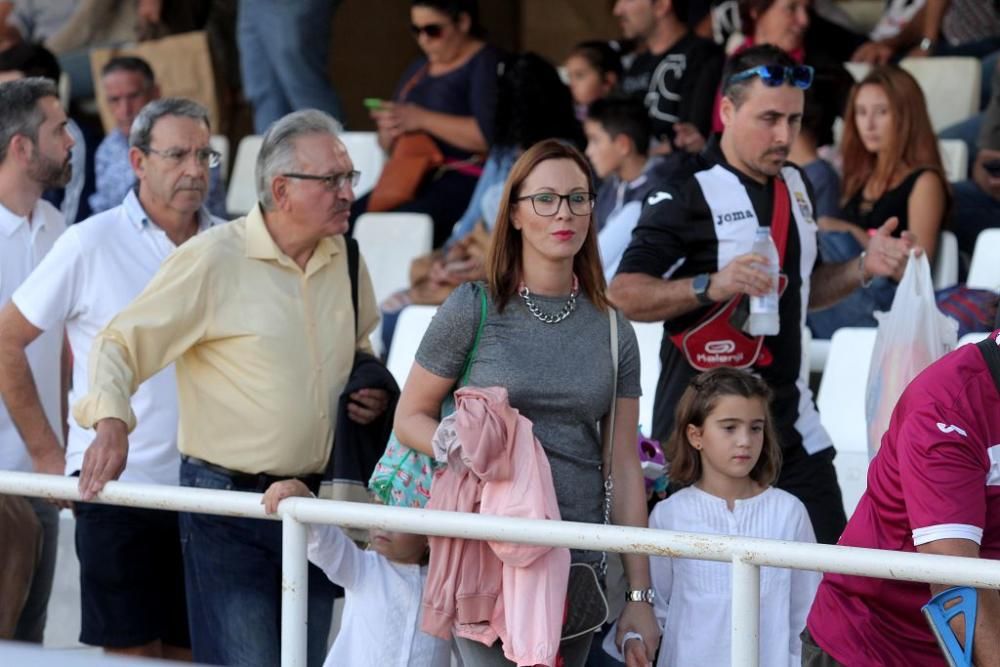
[731,557,760,667]
[281,513,308,667]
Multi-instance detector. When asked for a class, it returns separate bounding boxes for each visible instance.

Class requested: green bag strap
[458,284,488,387]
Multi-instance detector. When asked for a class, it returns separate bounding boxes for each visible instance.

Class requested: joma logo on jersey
[715,209,755,225]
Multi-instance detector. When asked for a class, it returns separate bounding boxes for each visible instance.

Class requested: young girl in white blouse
[262,447,450,667]
[645,367,820,666]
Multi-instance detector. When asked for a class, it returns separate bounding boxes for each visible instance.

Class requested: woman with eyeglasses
[807,65,948,339]
[351,0,501,248]
[394,140,660,667]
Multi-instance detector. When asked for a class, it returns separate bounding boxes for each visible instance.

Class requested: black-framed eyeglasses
[515,192,596,217]
[727,64,814,90]
[282,170,361,191]
[410,22,445,38]
[145,146,222,168]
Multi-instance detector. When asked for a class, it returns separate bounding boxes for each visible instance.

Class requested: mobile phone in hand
[363,98,384,110]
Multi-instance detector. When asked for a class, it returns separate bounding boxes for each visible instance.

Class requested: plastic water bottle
[748,227,780,336]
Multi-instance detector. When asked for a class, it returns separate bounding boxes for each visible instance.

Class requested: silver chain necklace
[518,277,579,324]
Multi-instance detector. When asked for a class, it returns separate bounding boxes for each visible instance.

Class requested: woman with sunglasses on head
[807,66,948,339]
[352,0,501,248]
[394,139,660,667]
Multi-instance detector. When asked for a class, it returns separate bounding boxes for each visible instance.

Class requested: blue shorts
[74,501,189,649]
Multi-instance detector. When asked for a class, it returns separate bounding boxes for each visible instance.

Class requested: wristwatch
[692,273,713,306]
[625,588,656,604]
[918,37,934,52]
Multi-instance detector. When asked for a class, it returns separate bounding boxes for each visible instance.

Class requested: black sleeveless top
[841,168,931,235]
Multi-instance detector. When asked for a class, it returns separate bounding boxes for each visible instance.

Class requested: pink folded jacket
[420,386,570,667]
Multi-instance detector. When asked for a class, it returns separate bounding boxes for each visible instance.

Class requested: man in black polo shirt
[610,44,915,544]
[614,0,723,154]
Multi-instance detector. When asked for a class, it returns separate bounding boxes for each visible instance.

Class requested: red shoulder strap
[771,176,791,268]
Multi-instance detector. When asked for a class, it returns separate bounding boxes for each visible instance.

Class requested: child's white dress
[649,486,820,667]
[308,525,451,667]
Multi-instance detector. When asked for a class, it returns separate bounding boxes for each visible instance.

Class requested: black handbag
[561,563,610,640]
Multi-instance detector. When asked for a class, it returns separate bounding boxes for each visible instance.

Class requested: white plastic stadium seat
[816,327,878,517]
[631,321,664,436]
[938,139,968,183]
[352,212,433,306]
[967,229,1000,291]
[933,230,960,290]
[843,61,871,82]
[958,331,991,347]
[225,135,263,217]
[900,57,980,132]
[339,131,384,198]
[386,306,438,388]
[210,134,230,182]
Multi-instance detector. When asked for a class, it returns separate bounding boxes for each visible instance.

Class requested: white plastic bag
[865,252,957,458]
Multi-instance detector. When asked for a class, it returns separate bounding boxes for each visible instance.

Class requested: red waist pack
[669,177,792,371]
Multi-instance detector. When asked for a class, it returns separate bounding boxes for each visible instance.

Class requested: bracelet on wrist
[858,251,874,288]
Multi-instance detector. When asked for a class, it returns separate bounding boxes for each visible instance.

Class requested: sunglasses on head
[728,64,814,90]
[410,22,445,38]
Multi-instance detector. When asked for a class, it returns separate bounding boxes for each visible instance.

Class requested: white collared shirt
[13,189,221,484]
[0,199,66,472]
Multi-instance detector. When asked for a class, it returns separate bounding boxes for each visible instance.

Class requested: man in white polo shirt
[0,76,73,643]
[0,97,222,658]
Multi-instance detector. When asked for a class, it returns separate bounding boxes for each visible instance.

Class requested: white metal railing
[3,471,1000,667]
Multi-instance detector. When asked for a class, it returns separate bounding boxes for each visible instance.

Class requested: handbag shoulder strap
[458,284,488,386]
[976,333,1000,394]
[602,311,619,488]
[346,236,360,338]
[397,63,429,102]
[771,176,791,268]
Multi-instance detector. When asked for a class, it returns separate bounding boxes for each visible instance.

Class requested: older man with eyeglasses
[70,108,386,666]
[0,97,223,659]
[89,56,228,218]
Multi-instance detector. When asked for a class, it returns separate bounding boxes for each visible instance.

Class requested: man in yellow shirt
[72,109,388,666]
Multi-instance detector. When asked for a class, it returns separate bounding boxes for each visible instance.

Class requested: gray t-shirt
[416,282,641,560]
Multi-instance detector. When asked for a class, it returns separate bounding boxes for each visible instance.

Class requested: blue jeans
[237,0,345,133]
[14,498,58,643]
[178,460,335,666]
[951,179,1000,256]
[807,231,897,339]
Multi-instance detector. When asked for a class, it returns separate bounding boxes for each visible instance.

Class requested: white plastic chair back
[631,321,664,437]
[225,135,263,217]
[816,327,878,516]
[938,139,968,183]
[353,212,433,305]
[901,57,981,132]
[933,230,960,290]
[967,229,1000,291]
[386,306,438,387]
[339,131,384,198]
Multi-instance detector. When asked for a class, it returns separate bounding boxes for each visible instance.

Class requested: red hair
[840,66,945,206]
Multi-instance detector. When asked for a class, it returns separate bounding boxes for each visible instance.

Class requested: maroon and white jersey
[808,330,1000,666]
